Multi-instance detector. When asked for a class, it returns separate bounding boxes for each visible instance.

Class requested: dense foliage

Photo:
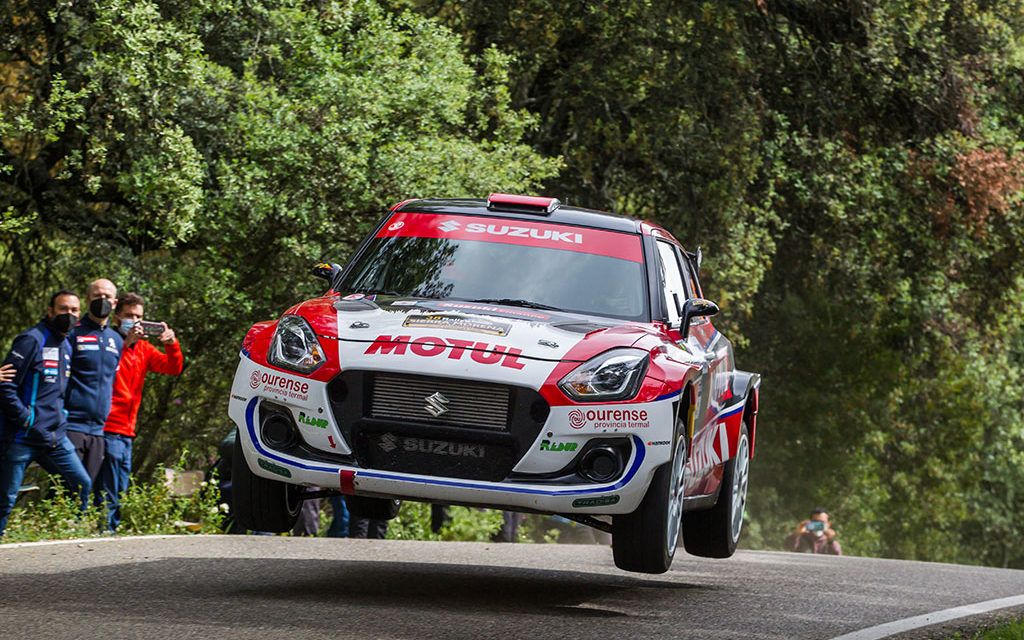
[2,459,224,541]
[419,0,1024,568]
[0,0,558,476]
[3,0,1023,568]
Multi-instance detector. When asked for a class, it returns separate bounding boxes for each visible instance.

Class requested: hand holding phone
[805,520,826,533]
[140,321,165,337]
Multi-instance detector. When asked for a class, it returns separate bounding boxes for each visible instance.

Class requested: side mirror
[680,298,719,337]
[311,262,341,283]
[685,247,703,272]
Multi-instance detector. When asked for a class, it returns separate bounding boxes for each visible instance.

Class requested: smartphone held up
[121,318,165,338]
[140,320,165,336]
[805,520,826,533]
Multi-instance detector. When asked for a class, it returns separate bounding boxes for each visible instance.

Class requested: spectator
[0,290,92,536]
[430,503,450,535]
[784,508,842,555]
[65,278,122,488]
[492,511,524,543]
[0,364,14,383]
[208,430,244,534]
[208,428,274,536]
[97,292,183,530]
[349,516,387,539]
[326,495,349,538]
[292,495,321,536]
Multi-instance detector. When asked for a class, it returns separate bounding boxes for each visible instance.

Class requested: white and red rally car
[228,193,760,573]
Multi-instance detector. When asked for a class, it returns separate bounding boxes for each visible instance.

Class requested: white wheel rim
[667,435,687,553]
[730,434,750,543]
[287,486,303,516]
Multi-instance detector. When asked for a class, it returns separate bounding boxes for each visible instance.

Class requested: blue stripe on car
[244,397,646,496]
[655,387,682,401]
[714,402,745,421]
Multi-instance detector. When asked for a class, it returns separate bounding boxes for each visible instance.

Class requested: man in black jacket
[0,290,92,536]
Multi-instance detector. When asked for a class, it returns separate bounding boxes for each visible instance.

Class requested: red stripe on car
[378,212,643,263]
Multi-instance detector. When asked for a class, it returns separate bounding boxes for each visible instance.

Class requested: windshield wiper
[468,298,563,311]
[353,288,403,296]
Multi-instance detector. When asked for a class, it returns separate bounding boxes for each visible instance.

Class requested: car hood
[276,295,673,394]
[320,296,622,362]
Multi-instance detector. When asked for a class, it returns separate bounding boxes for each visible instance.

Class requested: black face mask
[90,298,112,319]
[51,312,76,335]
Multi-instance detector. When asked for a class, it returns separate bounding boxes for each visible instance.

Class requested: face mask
[51,312,76,335]
[120,319,136,336]
[90,298,112,319]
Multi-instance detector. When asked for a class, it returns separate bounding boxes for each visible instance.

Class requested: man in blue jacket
[0,290,92,536]
[65,278,123,487]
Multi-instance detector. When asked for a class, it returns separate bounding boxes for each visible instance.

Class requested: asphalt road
[0,535,1022,640]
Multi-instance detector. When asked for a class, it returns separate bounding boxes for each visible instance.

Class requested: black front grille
[356,426,515,481]
[327,370,548,481]
[370,374,510,429]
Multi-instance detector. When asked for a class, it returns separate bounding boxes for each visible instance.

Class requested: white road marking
[829,594,1024,640]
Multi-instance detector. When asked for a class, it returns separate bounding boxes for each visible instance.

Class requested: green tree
[417,0,781,335]
[418,0,1024,567]
[738,0,1024,567]
[0,0,558,475]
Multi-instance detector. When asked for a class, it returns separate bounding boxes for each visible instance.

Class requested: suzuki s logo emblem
[438,220,461,233]
[424,392,451,417]
[379,432,398,452]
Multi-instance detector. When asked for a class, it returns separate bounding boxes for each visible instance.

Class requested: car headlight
[267,315,326,374]
[559,348,649,402]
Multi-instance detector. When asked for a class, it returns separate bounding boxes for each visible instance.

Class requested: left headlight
[267,315,326,374]
[558,348,649,402]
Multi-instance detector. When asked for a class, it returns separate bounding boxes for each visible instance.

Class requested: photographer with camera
[97,292,183,530]
[784,508,842,555]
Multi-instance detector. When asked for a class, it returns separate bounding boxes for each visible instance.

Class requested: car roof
[392,197,644,235]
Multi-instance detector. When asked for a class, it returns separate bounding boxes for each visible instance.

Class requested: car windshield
[339,220,648,321]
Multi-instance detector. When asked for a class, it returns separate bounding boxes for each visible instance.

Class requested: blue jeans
[326,495,349,538]
[0,436,92,536]
[98,433,132,530]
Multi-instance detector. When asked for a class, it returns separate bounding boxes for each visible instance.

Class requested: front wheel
[682,424,750,558]
[612,428,687,574]
[231,431,302,533]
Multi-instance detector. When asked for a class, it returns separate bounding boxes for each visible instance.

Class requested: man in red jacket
[98,292,183,530]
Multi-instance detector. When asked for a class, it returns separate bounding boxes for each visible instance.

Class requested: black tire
[346,495,402,521]
[612,418,687,574]
[682,424,750,558]
[231,431,302,533]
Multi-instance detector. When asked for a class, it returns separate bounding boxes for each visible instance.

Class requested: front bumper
[228,356,676,514]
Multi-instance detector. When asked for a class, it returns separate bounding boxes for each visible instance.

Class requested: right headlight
[267,315,326,374]
[558,348,649,402]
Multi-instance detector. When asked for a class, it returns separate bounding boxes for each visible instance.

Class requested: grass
[953,619,1024,640]
[2,463,225,543]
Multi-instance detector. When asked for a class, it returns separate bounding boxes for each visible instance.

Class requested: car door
[653,240,713,430]
[677,250,733,429]
[677,249,744,500]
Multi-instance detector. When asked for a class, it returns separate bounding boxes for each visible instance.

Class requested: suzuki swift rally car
[228,193,760,573]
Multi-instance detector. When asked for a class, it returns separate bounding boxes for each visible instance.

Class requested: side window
[678,249,701,299]
[656,240,687,326]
